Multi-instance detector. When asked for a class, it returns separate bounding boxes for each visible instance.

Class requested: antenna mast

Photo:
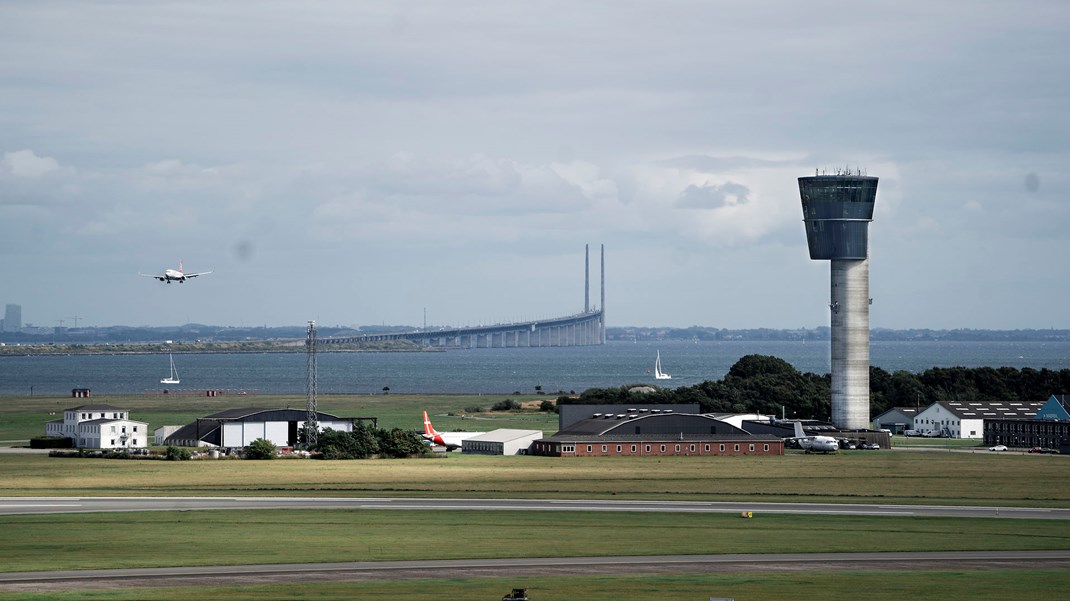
[305,320,319,448]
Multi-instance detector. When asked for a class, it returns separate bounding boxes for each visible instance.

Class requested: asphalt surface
[2,551,1069,591]
[2,496,1069,519]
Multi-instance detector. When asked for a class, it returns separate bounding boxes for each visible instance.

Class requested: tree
[244,438,277,460]
[165,446,192,461]
[376,428,430,458]
[492,399,521,411]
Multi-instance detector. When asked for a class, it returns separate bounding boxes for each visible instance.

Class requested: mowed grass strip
[1,509,1069,572]
[2,570,1069,601]
[2,451,1069,507]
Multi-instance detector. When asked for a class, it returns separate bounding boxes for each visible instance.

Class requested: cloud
[1,149,60,178]
[676,181,750,209]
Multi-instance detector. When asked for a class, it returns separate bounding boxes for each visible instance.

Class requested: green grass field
[0,392,559,442]
[2,509,1069,572]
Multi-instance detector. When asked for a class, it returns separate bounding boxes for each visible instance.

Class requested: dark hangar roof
[66,404,127,412]
[557,412,749,437]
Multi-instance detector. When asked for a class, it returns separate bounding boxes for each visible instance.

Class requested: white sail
[160,353,180,385]
[654,350,672,380]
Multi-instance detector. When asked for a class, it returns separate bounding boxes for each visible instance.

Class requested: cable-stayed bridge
[319,245,606,349]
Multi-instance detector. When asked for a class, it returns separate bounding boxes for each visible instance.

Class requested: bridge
[319,309,604,349]
[320,245,606,349]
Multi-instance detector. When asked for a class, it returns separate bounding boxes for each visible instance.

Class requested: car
[862,443,880,450]
[988,445,1008,452]
[1030,447,1059,454]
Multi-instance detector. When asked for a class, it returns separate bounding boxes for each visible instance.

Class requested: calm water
[1,340,1068,396]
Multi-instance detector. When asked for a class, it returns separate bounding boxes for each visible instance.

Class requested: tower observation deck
[799,173,878,429]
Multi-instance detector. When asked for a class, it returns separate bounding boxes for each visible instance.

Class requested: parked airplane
[421,411,480,450]
[792,421,840,453]
[139,260,212,284]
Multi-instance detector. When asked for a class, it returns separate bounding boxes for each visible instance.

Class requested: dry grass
[2,450,1068,506]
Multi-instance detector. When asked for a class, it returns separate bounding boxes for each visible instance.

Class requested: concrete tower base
[830,259,870,429]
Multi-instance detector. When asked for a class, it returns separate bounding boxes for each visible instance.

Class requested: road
[1,496,1068,519]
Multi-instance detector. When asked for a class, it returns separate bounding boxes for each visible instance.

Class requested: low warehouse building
[165,407,354,448]
[461,429,543,455]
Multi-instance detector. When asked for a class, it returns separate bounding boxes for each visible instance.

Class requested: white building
[45,404,149,449]
[461,429,543,455]
[154,425,182,445]
[913,400,1045,438]
[165,407,354,448]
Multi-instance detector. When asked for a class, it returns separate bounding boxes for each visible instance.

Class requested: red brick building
[531,411,783,457]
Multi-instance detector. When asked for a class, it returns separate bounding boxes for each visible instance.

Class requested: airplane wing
[138,273,166,282]
[183,271,213,278]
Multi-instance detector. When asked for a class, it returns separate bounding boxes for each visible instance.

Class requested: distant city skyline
[2,2,1068,330]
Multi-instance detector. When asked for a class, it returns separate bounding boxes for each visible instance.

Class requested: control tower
[798,171,878,429]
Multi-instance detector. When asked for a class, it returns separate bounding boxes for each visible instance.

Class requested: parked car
[862,443,880,450]
[1029,447,1058,454]
[988,445,1008,452]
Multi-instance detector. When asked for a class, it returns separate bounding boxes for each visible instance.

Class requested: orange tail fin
[422,411,437,436]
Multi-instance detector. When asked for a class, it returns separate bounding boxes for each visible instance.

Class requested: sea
[2,339,1069,397]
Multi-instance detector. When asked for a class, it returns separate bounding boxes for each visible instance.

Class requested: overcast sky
[2,1,1067,330]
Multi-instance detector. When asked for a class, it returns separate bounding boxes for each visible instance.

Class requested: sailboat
[160,353,180,385]
[654,350,672,380]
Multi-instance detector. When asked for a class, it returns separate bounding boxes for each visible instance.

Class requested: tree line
[559,354,1070,421]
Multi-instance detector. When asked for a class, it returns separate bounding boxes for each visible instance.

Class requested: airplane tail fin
[793,421,805,438]
[179,259,184,274]
[422,411,437,436]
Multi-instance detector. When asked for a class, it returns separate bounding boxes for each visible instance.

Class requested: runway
[2,551,1069,591]
[1,496,1068,519]
[2,497,1068,591]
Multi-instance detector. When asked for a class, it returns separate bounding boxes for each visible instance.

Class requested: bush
[491,399,521,411]
[30,436,74,449]
[165,446,192,461]
[539,399,557,413]
[244,438,278,460]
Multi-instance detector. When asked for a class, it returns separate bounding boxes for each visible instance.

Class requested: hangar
[164,407,353,448]
[461,429,543,455]
[532,410,783,457]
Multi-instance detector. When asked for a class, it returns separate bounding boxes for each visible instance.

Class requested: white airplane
[139,260,212,284]
[421,411,481,451]
[792,421,840,453]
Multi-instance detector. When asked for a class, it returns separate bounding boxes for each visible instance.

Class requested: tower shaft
[830,259,870,429]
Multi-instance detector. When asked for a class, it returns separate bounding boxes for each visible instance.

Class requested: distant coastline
[2,324,1067,350]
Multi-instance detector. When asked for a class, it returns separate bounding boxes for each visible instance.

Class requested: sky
[1,1,1068,331]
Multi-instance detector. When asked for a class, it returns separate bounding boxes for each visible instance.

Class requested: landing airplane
[792,421,840,453]
[139,260,212,284]
[421,411,480,451]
